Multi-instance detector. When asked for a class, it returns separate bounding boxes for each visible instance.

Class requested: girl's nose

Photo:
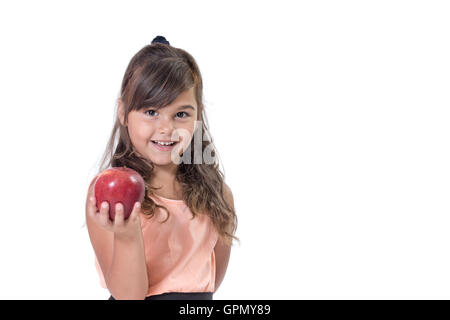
[156,117,174,133]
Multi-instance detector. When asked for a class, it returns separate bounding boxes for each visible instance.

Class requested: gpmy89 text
[223,304,271,315]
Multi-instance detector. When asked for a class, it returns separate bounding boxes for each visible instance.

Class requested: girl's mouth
[151,140,178,151]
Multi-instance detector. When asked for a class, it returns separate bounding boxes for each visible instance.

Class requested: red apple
[94,167,146,220]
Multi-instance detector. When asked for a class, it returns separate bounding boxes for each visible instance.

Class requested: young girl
[85,35,239,300]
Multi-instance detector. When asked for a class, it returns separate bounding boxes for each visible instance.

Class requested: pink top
[94,194,219,297]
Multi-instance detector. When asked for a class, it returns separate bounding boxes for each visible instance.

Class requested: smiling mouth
[150,140,179,151]
[151,140,176,146]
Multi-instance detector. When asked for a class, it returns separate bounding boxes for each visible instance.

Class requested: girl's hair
[96,39,239,246]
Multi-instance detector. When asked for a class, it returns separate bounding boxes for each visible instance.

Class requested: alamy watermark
[169,120,216,165]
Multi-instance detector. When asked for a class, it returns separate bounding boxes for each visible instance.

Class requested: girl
[85,35,239,300]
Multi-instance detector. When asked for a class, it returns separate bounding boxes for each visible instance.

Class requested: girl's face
[119,87,199,166]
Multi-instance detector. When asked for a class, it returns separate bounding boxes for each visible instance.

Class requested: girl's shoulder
[222,183,234,210]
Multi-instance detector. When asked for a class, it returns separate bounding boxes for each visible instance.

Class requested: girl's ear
[117,98,126,126]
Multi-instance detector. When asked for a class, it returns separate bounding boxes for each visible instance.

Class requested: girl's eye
[145,109,158,117]
[176,111,189,118]
[144,109,189,118]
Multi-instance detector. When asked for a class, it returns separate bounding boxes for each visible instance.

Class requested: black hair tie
[151,35,170,46]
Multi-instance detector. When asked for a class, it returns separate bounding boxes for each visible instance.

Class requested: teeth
[154,141,174,146]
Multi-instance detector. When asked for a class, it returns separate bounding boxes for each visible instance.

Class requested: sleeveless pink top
[94,194,219,297]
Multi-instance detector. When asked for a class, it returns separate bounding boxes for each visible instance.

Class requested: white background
[0,0,449,299]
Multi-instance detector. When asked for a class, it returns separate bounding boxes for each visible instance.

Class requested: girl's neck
[150,164,183,200]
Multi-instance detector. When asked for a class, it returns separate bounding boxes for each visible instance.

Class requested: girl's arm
[106,231,148,299]
[214,183,234,292]
[214,237,231,292]
[86,176,148,300]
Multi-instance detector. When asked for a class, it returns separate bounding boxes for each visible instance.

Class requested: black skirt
[108,292,213,300]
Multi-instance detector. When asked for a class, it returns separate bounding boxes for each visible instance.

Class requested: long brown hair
[96,39,239,246]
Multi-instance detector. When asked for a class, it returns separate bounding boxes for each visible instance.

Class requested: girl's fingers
[99,201,112,228]
[89,200,141,232]
[86,204,96,221]
[89,196,97,212]
[114,203,125,227]
[86,196,96,214]
[87,197,101,223]
[128,202,141,223]
[99,201,108,215]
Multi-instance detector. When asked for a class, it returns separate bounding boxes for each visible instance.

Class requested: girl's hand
[86,180,143,240]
